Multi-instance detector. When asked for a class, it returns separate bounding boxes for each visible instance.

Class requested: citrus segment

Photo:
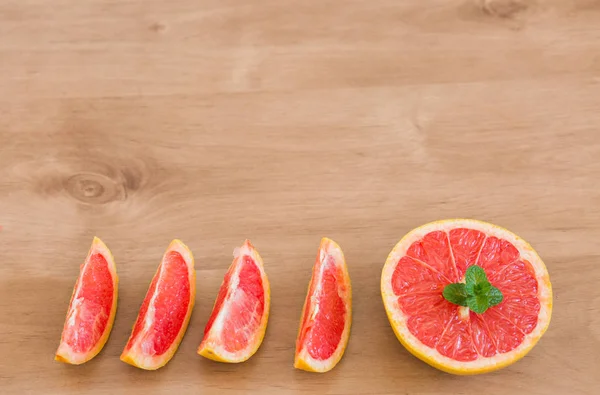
[121,240,195,370]
[448,228,486,278]
[55,237,118,364]
[407,230,456,281]
[294,238,351,373]
[477,236,520,272]
[470,312,497,357]
[302,262,345,360]
[381,219,552,375]
[198,240,270,363]
[436,312,478,361]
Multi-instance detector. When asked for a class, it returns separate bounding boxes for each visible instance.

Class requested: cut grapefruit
[121,239,195,370]
[294,238,352,373]
[381,219,552,375]
[55,237,118,364]
[198,240,270,363]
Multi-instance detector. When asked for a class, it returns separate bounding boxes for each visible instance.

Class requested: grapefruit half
[55,237,118,364]
[121,239,195,370]
[198,240,270,363]
[381,219,552,374]
[294,238,352,373]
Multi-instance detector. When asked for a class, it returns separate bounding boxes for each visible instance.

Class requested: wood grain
[1,0,599,393]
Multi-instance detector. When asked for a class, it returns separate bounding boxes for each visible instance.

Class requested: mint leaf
[465,265,488,287]
[467,294,489,314]
[443,283,468,306]
[443,265,504,313]
[488,286,503,306]
[467,280,491,295]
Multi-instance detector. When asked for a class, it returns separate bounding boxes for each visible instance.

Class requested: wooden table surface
[1,0,599,394]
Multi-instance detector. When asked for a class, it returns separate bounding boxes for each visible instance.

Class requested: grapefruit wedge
[381,219,552,374]
[198,240,270,363]
[121,239,195,370]
[294,238,352,373]
[55,237,118,364]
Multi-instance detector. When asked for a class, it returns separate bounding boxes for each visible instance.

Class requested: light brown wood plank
[1,0,599,393]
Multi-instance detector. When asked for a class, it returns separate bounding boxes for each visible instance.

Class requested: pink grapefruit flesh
[55,237,118,364]
[198,240,270,363]
[381,219,552,374]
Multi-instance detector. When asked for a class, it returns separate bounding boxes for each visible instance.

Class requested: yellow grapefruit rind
[55,237,119,365]
[120,239,196,370]
[381,219,553,375]
[294,237,352,373]
[198,240,271,363]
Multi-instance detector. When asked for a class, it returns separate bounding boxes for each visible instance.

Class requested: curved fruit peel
[198,240,270,363]
[55,237,118,365]
[294,237,352,373]
[120,239,195,370]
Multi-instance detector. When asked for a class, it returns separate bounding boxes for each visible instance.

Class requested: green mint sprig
[442,265,503,314]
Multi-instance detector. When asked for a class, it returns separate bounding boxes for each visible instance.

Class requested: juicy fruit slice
[55,237,118,364]
[381,219,552,374]
[121,240,195,370]
[294,238,352,373]
[198,240,270,363]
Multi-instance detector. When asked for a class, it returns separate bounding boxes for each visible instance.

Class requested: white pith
[200,241,270,362]
[296,239,352,372]
[123,240,195,370]
[381,219,552,373]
